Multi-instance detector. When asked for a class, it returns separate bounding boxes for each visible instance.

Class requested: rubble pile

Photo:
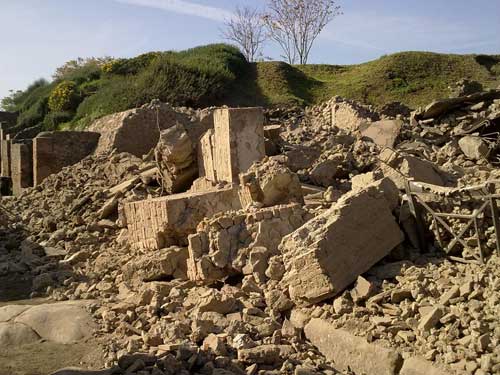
[1,82,499,375]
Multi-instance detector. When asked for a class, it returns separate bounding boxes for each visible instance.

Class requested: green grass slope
[250,52,500,108]
[3,46,499,132]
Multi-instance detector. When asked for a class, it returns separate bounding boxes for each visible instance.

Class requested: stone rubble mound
[0,81,499,375]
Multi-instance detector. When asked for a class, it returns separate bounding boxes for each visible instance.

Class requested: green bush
[73,76,139,128]
[48,81,81,112]
[16,96,49,128]
[102,52,162,75]
[43,111,74,130]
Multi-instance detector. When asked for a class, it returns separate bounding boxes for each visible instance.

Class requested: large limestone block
[304,319,403,375]
[379,148,444,189]
[359,119,402,148]
[14,301,97,344]
[124,187,242,250]
[280,180,404,305]
[89,101,212,157]
[213,108,265,183]
[0,322,40,347]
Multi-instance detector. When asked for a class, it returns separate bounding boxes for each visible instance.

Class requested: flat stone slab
[13,301,97,344]
[0,305,31,322]
[400,357,453,375]
[305,318,403,375]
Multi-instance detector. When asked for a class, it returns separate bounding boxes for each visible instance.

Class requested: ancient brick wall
[124,187,242,250]
[33,131,100,185]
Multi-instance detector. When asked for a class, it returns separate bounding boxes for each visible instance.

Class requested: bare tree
[222,6,267,62]
[263,0,341,64]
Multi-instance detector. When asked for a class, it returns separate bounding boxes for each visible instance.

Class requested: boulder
[280,180,404,305]
[0,305,31,322]
[14,301,97,344]
[458,136,489,160]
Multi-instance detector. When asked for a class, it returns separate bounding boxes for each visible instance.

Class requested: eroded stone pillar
[213,108,265,183]
[11,141,33,196]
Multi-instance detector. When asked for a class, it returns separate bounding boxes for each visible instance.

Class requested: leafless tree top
[222,6,268,62]
[263,0,342,64]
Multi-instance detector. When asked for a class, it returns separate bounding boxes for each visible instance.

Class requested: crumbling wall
[33,131,100,185]
[124,187,242,250]
[187,204,308,284]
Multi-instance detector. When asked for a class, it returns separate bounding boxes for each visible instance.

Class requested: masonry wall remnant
[11,140,33,196]
[33,131,100,186]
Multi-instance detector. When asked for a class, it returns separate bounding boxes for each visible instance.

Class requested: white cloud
[114,0,233,22]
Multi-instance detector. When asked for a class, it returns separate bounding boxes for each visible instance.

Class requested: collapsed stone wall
[187,203,309,284]
[2,86,500,375]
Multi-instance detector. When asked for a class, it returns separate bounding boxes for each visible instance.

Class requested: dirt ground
[0,340,107,375]
[1,272,106,375]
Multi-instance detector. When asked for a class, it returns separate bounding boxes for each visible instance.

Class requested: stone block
[213,108,265,183]
[33,131,100,185]
[124,187,242,250]
[458,135,489,160]
[11,141,33,196]
[379,148,444,189]
[304,319,403,375]
[359,119,402,148]
[280,180,404,305]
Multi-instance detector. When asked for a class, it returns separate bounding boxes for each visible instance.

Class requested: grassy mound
[2,46,499,132]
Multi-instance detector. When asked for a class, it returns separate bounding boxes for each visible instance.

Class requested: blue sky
[1,0,499,100]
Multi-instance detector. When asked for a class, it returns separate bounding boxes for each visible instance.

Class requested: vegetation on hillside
[1,45,499,133]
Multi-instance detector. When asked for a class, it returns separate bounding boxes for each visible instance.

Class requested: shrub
[43,111,74,130]
[102,52,162,75]
[48,81,81,112]
[16,96,49,128]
